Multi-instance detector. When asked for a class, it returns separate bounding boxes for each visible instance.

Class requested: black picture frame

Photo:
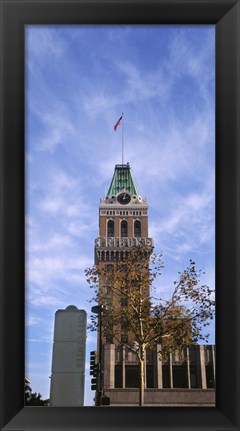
[0,0,239,430]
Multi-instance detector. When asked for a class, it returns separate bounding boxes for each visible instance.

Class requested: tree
[25,383,49,406]
[85,244,215,406]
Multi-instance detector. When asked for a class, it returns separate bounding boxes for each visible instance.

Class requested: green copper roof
[107,163,139,196]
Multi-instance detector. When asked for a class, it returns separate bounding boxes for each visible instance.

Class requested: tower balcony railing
[95,237,154,249]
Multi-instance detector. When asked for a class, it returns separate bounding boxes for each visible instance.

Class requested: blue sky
[25,25,215,406]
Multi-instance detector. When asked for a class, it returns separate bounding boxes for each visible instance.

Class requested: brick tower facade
[95,162,153,261]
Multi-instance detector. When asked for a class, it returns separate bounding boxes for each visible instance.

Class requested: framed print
[1,0,239,430]
[25,24,216,410]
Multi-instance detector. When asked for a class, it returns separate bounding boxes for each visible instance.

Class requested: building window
[134,220,141,237]
[115,365,123,388]
[106,251,114,261]
[121,317,127,329]
[204,346,212,363]
[107,220,114,237]
[162,365,170,388]
[126,366,139,388]
[106,334,113,344]
[206,365,215,388]
[121,296,128,307]
[190,365,201,388]
[172,365,188,388]
[146,365,154,388]
[121,264,127,272]
[121,334,128,344]
[121,220,128,237]
[110,251,114,261]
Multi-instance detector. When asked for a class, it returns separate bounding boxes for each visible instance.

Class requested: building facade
[94,163,215,406]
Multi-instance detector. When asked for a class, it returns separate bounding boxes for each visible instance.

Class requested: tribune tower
[93,163,215,406]
[94,162,154,402]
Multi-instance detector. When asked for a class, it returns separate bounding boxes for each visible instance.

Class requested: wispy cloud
[28,105,76,154]
[26,26,66,60]
[150,184,214,258]
[26,316,43,327]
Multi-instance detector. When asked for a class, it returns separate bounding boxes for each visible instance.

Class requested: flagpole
[122,112,124,165]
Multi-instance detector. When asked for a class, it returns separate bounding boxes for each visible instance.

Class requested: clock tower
[92,162,215,406]
[94,162,154,402]
[95,162,153,262]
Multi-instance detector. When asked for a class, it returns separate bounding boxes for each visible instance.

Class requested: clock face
[117,192,131,205]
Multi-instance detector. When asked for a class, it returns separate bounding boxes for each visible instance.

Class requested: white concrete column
[212,345,216,384]
[156,344,163,388]
[169,352,173,388]
[199,345,207,389]
[122,346,126,388]
[144,350,147,387]
[103,344,115,389]
[186,347,191,388]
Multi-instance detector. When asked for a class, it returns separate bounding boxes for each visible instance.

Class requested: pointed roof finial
[107,163,139,197]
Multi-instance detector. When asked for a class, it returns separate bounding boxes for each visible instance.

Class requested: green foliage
[25,384,49,406]
[85,245,215,358]
[85,244,215,405]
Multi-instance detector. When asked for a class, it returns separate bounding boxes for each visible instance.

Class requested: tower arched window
[121,220,128,237]
[134,220,141,237]
[107,220,114,237]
